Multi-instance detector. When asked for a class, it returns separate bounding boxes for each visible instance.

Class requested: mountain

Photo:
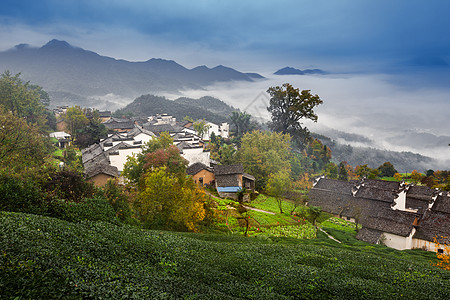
[274,67,326,75]
[0,39,263,107]
[115,94,235,124]
[174,96,238,117]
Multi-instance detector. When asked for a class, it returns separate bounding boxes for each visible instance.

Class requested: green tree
[266,170,291,213]
[356,164,372,178]
[75,109,109,148]
[377,162,397,177]
[238,130,292,189]
[135,167,206,231]
[63,106,89,140]
[338,162,349,181]
[324,162,338,179]
[0,71,47,127]
[0,108,49,175]
[308,206,322,227]
[267,83,323,148]
[193,119,209,139]
[230,111,251,138]
[123,133,179,187]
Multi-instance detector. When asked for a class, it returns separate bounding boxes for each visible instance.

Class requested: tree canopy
[267,83,323,148]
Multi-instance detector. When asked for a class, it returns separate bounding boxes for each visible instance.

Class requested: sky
[1,0,449,164]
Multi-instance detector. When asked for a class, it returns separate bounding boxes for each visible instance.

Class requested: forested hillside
[115,94,236,123]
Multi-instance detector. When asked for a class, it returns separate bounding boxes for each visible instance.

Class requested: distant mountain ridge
[274,67,326,75]
[115,94,237,124]
[0,39,263,107]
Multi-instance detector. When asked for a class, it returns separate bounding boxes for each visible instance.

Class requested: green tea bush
[49,196,119,224]
[1,211,449,299]
[0,174,46,215]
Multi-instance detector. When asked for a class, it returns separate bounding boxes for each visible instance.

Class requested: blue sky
[1,0,450,72]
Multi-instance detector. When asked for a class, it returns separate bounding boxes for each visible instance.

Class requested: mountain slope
[274,66,326,75]
[0,39,262,106]
[174,96,238,116]
[115,94,232,124]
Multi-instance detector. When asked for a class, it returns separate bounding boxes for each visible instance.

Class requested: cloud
[163,72,450,161]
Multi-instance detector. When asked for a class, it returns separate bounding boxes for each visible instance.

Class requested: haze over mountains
[0,39,263,108]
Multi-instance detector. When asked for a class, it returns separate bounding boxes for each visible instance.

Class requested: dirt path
[242,205,276,215]
[318,227,341,243]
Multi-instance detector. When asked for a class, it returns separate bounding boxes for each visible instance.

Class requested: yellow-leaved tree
[433,237,450,271]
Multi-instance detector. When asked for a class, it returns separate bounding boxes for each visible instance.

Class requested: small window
[438,249,444,254]
[347,217,351,220]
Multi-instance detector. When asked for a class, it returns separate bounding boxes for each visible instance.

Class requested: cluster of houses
[68,112,254,199]
[309,177,450,253]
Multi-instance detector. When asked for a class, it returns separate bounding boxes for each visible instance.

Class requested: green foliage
[377,161,398,177]
[62,106,89,139]
[1,211,449,299]
[0,71,47,126]
[238,130,291,189]
[102,180,136,225]
[135,167,206,232]
[74,109,109,148]
[263,224,316,239]
[123,132,176,186]
[43,170,95,203]
[0,174,46,215]
[338,161,349,181]
[323,162,338,179]
[193,119,208,139]
[0,108,50,175]
[230,111,252,139]
[266,170,291,213]
[267,83,323,148]
[307,206,322,226]
[49,196,119,224]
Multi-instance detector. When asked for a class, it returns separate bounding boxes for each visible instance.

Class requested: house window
[346,217,351,220]
[438,249,444,254]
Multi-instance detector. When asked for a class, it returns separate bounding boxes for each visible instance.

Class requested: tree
[0,108,49,175]
[308,206,322,227]
[75,109,109,148]
[410,170,423,183]
[267,83,323,148]
[266,170,291,213]
[355,164,372,178]
[230,111,251,138]
[135,167,206,231]
[193,119,209,139]
[0,71,47,127]
[377,162,397,177]
[63,106,89,140]
[238,130,291,189]
[394,172,403,181]
[123,133,181,187]
[338,162,349,181]
[323,162,338,179]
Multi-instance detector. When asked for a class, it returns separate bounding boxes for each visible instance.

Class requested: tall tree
[63,106,89,140]
[377,162,397,177]
[0,71,47,127]
[267,83,323,148]
[193,119,209,139]
[238,130,291,189]
[230,111,251,138]
[338,162,349,181]
[266,170,291,214]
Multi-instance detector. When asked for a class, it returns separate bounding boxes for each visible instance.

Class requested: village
[48,106,450,256]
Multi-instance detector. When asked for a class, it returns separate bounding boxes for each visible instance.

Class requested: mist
[163,72,450,167]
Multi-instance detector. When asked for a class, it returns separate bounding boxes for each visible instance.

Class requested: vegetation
[1,211,449,299]
[267,83,323,148]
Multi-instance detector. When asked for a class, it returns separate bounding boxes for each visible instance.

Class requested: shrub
[49,196,119,224]
[0,174,46,215]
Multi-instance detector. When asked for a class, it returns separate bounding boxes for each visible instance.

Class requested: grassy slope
[1,211,449,299]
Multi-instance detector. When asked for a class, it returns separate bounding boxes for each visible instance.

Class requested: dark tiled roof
[361,207,417,237]
[81,143,104,164]
[105,142,142,153]
[432,194,450,214]
[143,123,178,134]
[312,178,355,195]
[216,174,240,187]
[414,210,450,243]
[356,227,383,244]
[362,179,400,190]
[104,121,135,130]
[98,111,111,118]
[407,185,436,202]
[127,126,156,138]
[84,161,118,179]
[186,162,213,176]
[214,164,244,176]
[354,186,396,203]
[243,173,255,181]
